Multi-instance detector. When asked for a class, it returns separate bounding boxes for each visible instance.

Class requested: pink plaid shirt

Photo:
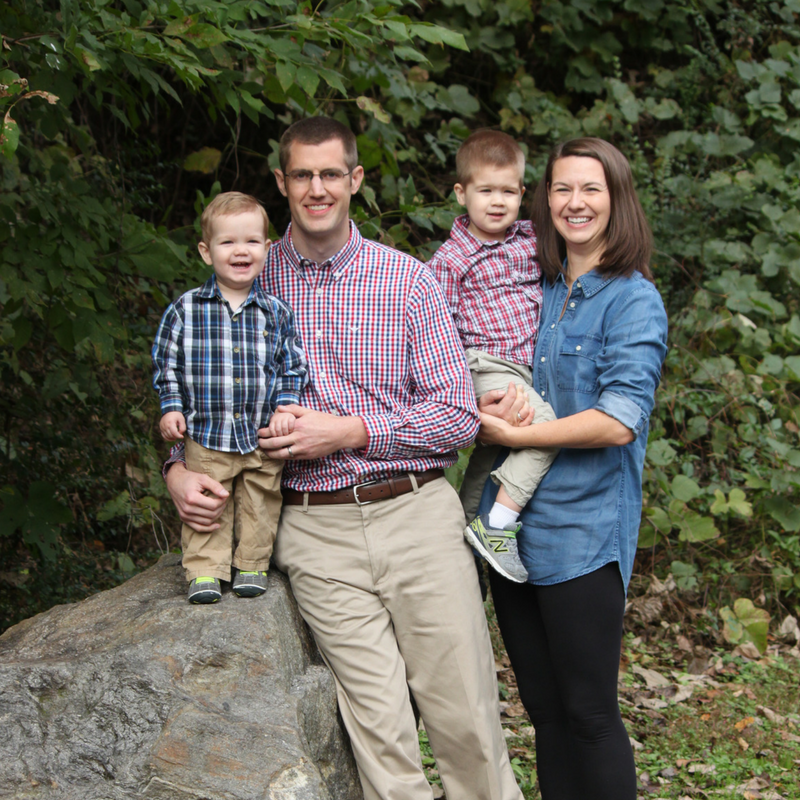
[427,215,543,366]
[259,222,479,491]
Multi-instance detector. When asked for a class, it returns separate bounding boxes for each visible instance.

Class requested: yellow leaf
[734,716,755,732]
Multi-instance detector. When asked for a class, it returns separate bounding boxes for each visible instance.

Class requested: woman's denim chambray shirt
[480,268,668,593]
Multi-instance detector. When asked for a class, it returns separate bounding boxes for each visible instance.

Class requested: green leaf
[671,475,700,503]
[183,147,222,174]
[733,598,770,654]
[356,96,391,123]
[646,439,677,466]
[0,116,21,159]
[763,497,800,532]
[677,513,719,543]
[295,65,320,98]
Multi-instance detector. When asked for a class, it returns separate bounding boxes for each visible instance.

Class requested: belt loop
[302,492,309,513]
[408,472,420,494]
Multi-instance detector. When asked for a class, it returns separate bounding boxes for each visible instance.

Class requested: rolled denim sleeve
[595,283,668,437]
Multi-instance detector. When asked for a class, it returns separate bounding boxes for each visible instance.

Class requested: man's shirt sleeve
[359,269,479,459]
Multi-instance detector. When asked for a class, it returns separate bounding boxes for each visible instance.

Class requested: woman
[476,138,668,800]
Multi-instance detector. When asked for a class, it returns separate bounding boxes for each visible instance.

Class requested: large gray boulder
[0,554,362,800]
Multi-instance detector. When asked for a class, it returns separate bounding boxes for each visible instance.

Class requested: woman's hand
[477,382,535,446]
[478,382,534,424]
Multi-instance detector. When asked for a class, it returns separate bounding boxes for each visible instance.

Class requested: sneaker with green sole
[232,569,268,597]
[464,514,528,583]
[188,576,222,604]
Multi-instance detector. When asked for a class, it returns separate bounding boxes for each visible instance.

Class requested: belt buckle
[352,479,380,506]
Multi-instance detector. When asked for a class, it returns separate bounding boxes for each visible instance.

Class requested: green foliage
[2,0,800,635]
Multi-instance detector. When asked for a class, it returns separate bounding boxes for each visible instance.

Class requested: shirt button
[541,391,546,397]
[233,347,240,353]
[540,357,546,362]
[550,323,555,329]
[315,330,323,338]
[576,345,581,351]
[319,371,327,379]
[262,330,268,337]
[232,314,239,321]
[316,288,323,296]
[234,412,241,419]
[576,282,581,288]
[235,377,242,384]
[569,302,576,308]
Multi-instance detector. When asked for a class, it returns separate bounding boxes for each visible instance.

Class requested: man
[166,117,523,800]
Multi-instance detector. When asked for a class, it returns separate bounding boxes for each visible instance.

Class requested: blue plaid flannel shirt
[152,275,308,454]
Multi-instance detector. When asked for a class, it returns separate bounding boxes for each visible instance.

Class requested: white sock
[488,502,520,530]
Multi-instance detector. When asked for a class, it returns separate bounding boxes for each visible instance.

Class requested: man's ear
[274,169,288,197]
[349,165,365,195]
[454,183,467,206]
[198,241,213,265]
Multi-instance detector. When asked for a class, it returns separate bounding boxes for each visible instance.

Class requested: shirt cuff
[358,414,395,459]
[160,397,184,414]
[162,441,186,480]
[274,391,300,407]
[596,391,648,437]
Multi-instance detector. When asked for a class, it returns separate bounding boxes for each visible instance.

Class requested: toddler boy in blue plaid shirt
[152,192,308,604]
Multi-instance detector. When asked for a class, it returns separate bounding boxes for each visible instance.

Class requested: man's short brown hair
[200,192,270,243]
[456,130,526,187]
[279,116,358,173]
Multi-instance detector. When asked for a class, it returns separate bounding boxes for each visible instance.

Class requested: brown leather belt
[282,470,445,506]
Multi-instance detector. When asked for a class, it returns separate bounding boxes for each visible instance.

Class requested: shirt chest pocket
[556,335,603,394]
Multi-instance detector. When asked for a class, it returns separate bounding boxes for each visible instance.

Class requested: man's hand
[267,410,296,437]
[258,404,368,461]
[165,462,229,532]
[160,411,187,441]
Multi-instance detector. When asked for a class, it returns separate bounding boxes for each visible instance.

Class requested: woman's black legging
[489,562,636,800]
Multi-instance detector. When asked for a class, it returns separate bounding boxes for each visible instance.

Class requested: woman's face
[548,156,611,259]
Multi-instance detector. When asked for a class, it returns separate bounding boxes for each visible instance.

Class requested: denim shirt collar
[557,265,616,298]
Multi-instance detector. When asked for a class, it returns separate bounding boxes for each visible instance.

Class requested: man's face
[275,138,364,254]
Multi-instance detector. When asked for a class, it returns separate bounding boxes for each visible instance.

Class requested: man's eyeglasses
[284,169,353,184]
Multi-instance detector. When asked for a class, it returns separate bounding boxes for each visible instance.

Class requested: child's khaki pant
[182,438,283,582]
[459,348,558,520]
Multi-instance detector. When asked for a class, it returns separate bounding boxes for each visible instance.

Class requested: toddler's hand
[160,411,186,441]
[268,411,296,437]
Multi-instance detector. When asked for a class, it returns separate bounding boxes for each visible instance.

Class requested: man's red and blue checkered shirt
[264,222,479,491]
[427,215,543,367]
[153,275,308,454]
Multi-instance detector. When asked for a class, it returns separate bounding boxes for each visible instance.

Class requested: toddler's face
[455,163,525,243]
[198,210,270,293]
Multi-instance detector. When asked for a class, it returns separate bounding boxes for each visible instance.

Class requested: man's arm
[356,268,479,459]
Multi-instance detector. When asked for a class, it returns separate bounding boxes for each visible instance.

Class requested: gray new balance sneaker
[232,569,268,597]
[188,576,222,604]
[464,514,528,583]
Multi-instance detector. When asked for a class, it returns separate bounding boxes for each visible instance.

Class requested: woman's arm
[478,397,634,449]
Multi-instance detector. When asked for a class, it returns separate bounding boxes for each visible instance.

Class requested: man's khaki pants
[273,477,523,800]
[460,349,558,521]
[182,438,283,582]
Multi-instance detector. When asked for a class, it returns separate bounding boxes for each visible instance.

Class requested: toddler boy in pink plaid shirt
[428,130,558,583]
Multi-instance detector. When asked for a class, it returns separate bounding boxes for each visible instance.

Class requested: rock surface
[0,554,362,800]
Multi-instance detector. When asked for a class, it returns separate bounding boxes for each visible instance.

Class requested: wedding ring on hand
[286,446,294,458]
[516,411,524,421]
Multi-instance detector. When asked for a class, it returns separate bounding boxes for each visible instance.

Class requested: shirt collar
[195,274,270,310]
[448,214,531,256]
[279,220,363,278]
[557,265,615,297]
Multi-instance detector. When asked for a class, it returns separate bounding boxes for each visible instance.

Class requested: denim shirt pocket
[556,334,603,393]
